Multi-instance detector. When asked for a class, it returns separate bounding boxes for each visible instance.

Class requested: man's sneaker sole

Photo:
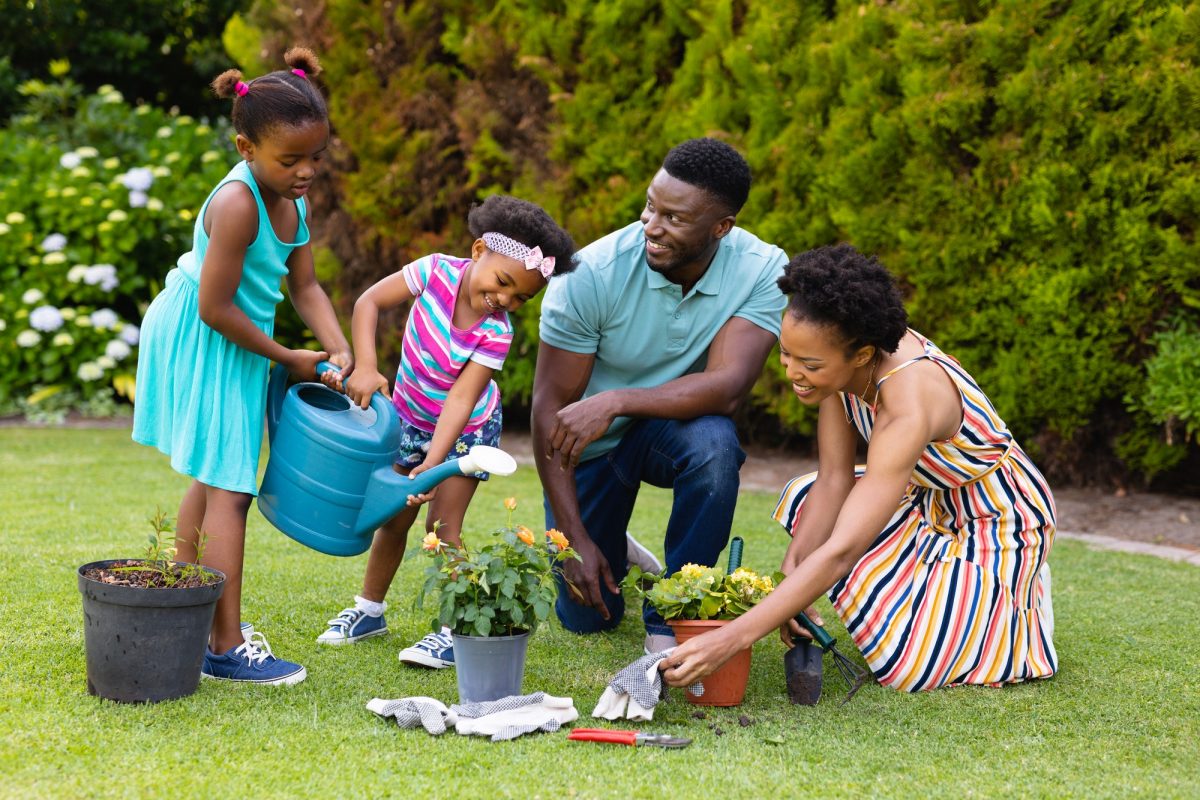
[398,650,453,669]
[201,666,307,686]
[316,627,389,646]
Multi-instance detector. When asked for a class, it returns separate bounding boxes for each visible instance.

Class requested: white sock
[355,595,386,616]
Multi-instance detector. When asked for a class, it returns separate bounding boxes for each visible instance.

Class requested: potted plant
[624,563,776,706]
[77,511,225,703]
[417,498,579,703]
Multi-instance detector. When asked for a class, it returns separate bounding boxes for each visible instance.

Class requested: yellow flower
[504,497,517,512]
[421,532,442,552]
[547,528,569,550]
[680,563,706,579]
[515,525,535,546]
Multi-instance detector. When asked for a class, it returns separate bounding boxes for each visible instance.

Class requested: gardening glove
[366,696,459,735]
[592,649,703,722]
[451,692,578,741]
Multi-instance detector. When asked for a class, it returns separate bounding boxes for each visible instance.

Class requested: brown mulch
[82,561,218,590]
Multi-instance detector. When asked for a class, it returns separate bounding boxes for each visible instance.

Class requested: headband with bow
[481,232,555,278]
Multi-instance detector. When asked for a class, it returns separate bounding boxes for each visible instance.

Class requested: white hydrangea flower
[196,124,212,135]
[5,212,26,225]
[146,198,164,212]
[80,197,95,207]
[119,323,140,345]
[164,152,181,164]
[97,355,117,369]
[91,308,119,329]
[75,146,99,158]
[75,316,92,327]
[201,151,221,163]
[21,289,44,304]
[0,319,6,331]
[119,167,154,192]
[52,332,74,347]
[67,265,89,283]
[84,264,119,291]
[128,190,148,208]
[59,152,83,169]
[135,105,151,116]
[43,252,67,265]
[0,223,10,235]
[107,209,128,223]
[78,361,104,381]
[102,90,123,104]
[156,126,173,138]
[151,166,171,178]
[17,330,42,347]
[70,166,91,178]
[59,307,76,321]
[60,187,78,197]
[40,233,67,252]
[105,339,132,360]
[102,157,120,170]
[29,306,64,332]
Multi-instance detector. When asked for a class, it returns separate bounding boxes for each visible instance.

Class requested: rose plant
[416,498,579,637]
[624,563,777,621]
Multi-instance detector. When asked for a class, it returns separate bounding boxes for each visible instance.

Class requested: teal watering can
[257,361,517,556]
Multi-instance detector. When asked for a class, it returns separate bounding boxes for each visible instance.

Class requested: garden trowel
[784,612,869,706]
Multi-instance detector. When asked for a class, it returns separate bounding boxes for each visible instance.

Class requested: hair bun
[211,68,245,99]
[283,46,321,77]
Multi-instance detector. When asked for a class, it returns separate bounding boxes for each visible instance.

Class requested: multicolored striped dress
[773,331,1058,691]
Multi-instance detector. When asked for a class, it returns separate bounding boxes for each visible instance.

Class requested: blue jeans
[544,416,746,637]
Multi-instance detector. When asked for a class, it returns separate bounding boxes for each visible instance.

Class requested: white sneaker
[626,531,663,574]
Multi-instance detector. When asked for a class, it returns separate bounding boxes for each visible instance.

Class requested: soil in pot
[667,619,752,707]
[78,559,225,703]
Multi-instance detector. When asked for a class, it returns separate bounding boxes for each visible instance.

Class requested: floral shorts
[396,406,502,480]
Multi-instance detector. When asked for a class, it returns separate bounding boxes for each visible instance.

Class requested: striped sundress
[773,331,1058,691]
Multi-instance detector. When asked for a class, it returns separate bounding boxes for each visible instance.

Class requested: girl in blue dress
[133,47,351,685]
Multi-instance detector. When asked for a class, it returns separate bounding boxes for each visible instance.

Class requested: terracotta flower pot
[667,618,752,707]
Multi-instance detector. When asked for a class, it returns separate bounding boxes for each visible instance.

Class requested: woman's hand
[345,368,390,409]
[779,605,824,646]
[659,626,739,687]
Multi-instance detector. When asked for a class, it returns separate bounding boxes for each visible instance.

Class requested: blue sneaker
[398,627,455,669]
[317,606,388,645]
[202,632,307,685]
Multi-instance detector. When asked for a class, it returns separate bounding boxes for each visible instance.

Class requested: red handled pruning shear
[568,728,692,748]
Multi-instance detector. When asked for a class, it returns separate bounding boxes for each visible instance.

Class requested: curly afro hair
[778,244,908,354]
[661,138,751,215]
[211,47,327,143]
[467,195,578,277]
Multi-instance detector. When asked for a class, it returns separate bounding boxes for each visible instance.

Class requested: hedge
[227,0,1199,484]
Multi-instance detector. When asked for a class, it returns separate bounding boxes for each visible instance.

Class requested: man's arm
[531,342,620,616]
[547,316,777,466]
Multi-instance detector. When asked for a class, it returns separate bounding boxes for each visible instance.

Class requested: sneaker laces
[235,631,275,666]
[326,607,362,632]
[415,629,453,652]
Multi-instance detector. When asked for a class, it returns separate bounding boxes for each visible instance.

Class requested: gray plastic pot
[452,630,531,703]
[77,560,225,703]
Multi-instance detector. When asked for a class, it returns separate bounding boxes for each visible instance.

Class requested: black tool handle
[795,612,836,651]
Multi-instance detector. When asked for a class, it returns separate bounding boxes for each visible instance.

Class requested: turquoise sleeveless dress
[132,161,309,494]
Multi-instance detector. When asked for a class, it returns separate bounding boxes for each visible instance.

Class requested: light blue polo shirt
[539,220,787,461]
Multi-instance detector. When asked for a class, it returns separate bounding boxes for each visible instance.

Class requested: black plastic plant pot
[77,560,226,703]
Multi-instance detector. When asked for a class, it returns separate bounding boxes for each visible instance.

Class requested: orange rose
[515,525,536,545]
[504,497,518,512]
[547,528,569,550]
[421,531,443,552]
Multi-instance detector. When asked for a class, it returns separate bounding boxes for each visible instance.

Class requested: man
[532,138,787,653]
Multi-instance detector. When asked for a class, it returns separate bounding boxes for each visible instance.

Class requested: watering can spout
[357,446,518,535]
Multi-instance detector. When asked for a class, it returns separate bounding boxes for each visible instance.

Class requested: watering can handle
[315,360,396,429]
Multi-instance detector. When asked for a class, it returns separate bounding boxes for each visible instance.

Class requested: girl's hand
[286,349,329,382]
[345,368,390,409]
[323,349,354,391]
[404,462,436,507]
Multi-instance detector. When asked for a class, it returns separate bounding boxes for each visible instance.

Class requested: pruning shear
[568,728,692,749]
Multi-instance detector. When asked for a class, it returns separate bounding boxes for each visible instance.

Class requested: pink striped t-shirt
[392,253,512,433]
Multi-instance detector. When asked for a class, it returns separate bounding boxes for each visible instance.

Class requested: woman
[662,244,1057,692]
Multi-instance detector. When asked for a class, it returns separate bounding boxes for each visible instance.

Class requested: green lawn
[1,427,1197,799]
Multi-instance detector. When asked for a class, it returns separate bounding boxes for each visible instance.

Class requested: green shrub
[1129,316,1200,448]
[1,77,235,410]
[240,0,1200,482]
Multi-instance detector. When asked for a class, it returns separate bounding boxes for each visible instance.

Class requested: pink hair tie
[292,68,306,78]
[235,81,249,97]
